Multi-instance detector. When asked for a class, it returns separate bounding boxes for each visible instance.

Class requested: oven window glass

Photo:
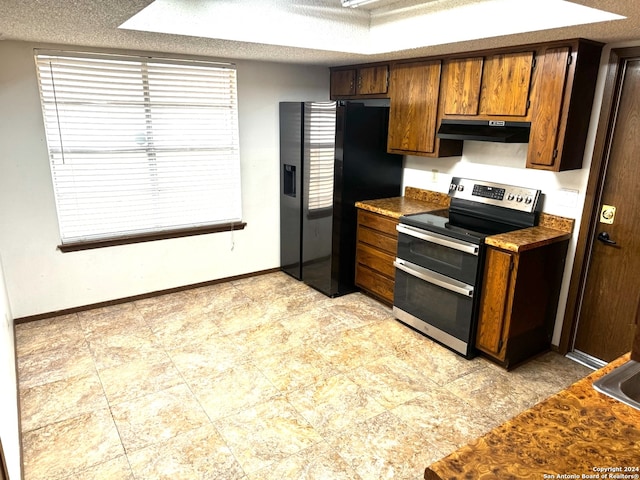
[410,240,463,269]
[394,268,474,342]
[397,232,479,285]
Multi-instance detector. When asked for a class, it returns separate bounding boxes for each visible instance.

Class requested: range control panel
[448,177,541,213]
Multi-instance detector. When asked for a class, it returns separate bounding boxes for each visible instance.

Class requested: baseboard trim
[14,268,281,324]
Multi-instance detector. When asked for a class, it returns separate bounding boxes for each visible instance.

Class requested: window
[35,50,243,251]
[305,102,336,213]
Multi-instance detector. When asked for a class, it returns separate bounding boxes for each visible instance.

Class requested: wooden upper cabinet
[442,51,534,119]
[387,60,462,157]
[330,69,356,97]
[526,40,601,171]
[330,65,388,98]
[357,66,389,95]
[442,57,483,115]
[479,51,534,117]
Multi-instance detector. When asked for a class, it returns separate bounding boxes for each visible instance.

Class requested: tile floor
[16,271,592,480]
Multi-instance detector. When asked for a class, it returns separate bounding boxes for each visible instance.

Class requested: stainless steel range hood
[437,119,531,143]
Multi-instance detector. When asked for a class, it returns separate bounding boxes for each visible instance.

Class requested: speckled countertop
[424,353,640,480]
[356,188,574,252]
[355,187,449,219]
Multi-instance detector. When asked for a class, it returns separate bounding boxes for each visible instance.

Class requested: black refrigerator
[280,101,403,297]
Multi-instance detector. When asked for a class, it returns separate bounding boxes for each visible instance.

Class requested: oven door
[396,224,480,285]
[393,259,475,357]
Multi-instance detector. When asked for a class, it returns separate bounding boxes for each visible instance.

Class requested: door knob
[597,231,617,245]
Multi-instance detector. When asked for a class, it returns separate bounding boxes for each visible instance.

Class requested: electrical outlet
[431,169,439,183]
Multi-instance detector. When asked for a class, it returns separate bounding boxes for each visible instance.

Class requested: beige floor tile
[286,373,386,435]
[323,294,394,328]
[358,319,436,359]
[15,314,84,357]
[20,371,109,432]
[444,366,542,424]
[134,290,195,320]
[70,455,134,480]
[229,320,305,359]
[213,299,274,335]
[17,342,96,389]
[214,396,323,475]
[232,271,311,300]
[391,387,499,454]
[86,329,169,370]
[168,334,244,378]
[77,303,144,335]
[22,408,124,480]
[312,326,391,372]
[148,310,223,349]
[327,410,445,480]
[190,283,254,313]
[398,339,486,386]
[15,272,597,480]
[186,361,281,420]
[110,384,210,453]
[346,355,438,409]
[279,306,357,347]
[260,288,329,319]
[246,441,362,480]
[127,424,245,480]
[255,345,337,394]
[504,351,593,402]
[98,357,185,405]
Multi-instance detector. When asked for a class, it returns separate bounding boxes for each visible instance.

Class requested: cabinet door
[388,60,441,154]
[442,57,483,115]
[476,247,514,359]
[330,69,356,97]
[479,51,534,117]
[357,66,388,95]
[526,47,571,169]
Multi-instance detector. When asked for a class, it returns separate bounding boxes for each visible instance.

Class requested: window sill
[57,222,247,252]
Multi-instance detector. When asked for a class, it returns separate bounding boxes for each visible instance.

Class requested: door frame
[559,46,640,355]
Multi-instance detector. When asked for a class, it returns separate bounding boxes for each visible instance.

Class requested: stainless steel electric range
[393,177,542,358]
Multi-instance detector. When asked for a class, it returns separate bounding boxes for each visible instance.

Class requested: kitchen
[2,1,640,479]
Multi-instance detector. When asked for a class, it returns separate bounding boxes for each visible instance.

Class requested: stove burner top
[401,206,531,244]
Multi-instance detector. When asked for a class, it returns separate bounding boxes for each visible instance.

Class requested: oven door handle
[396,224,479,256]
[394,259,474,298]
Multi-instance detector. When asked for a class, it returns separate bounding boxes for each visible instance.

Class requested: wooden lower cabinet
[355,209,398,305]
[476,240,569,369]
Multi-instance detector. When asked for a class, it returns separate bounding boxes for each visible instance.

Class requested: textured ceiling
[0,0,638,66]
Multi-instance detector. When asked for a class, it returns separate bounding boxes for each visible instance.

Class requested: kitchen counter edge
[424,353,640,480]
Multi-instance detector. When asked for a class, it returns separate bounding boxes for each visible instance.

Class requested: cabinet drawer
[358,226,398,255]
[356,244,396,278]
[358,210,398,237]
[355,265,395,304]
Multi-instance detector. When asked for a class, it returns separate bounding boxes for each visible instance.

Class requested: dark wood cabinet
[476,240,569,369]
[387,60,463,157]
[330,65,389,98]
[355,209,399,304]
[330,38,602,171]
[442,51,534,119]
[526,40,602,171]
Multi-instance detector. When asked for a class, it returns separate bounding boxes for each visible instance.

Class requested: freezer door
[279,102,304,279]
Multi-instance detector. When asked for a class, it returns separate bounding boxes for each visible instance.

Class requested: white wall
[0,253,21,480]
[0,41,329,318]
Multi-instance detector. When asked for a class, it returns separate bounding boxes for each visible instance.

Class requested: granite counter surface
[424,353,640,480]
[354,187,449,219]
[484,226,572,253]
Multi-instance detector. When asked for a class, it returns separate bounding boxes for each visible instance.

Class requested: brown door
[571,54,640,363]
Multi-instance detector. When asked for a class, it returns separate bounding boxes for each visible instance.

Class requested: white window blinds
[35,51,242,247]
[306,102,336,212]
